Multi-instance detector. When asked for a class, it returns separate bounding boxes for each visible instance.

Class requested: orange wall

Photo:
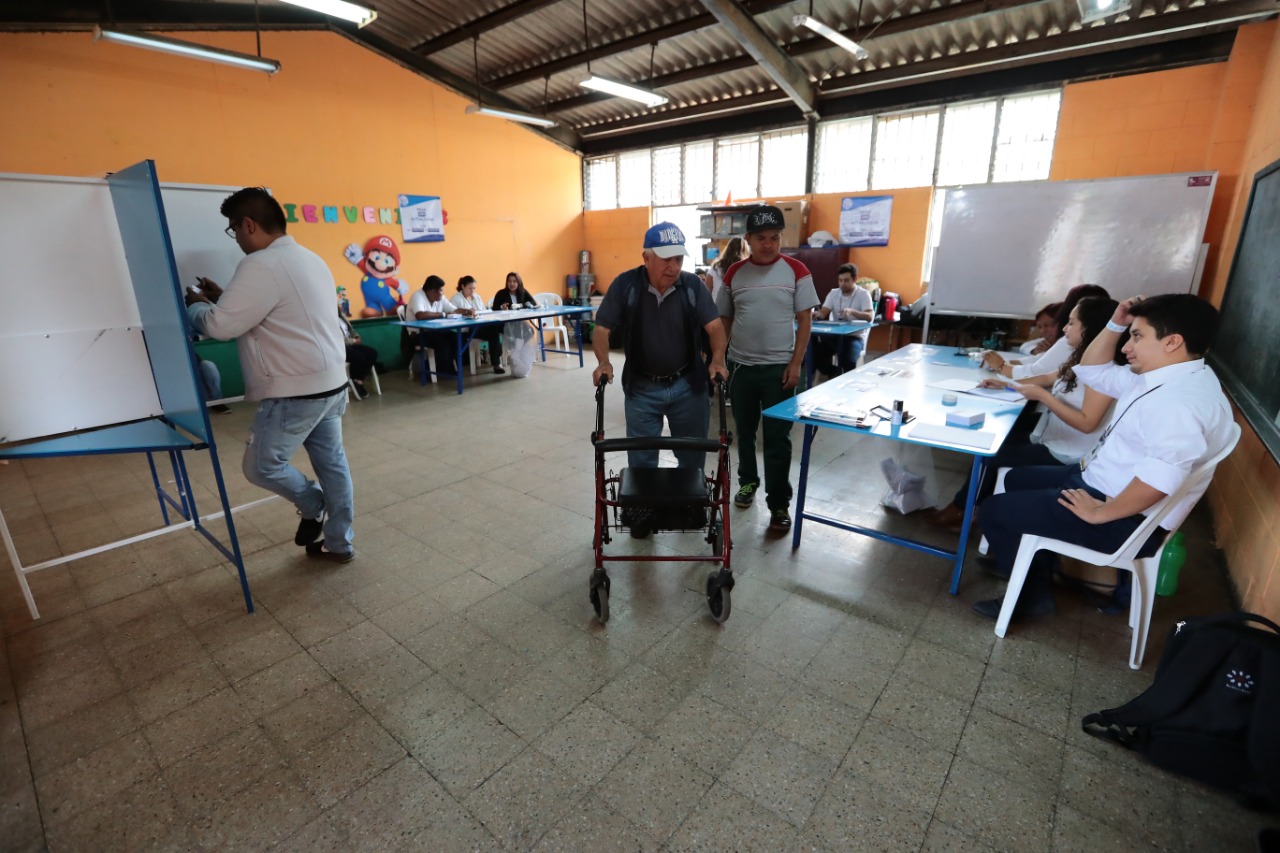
[1048,23,1280,620]
[0,31,584,312]
[1203,21,1280,622]
[809,189,933,304]
[582,207,652,292]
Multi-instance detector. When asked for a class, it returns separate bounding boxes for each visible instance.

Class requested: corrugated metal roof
[3,0,1273,147]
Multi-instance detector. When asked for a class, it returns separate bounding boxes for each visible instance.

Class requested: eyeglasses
[224,220,241,239]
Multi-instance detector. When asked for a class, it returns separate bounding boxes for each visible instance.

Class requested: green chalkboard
[1210,157,1280,464]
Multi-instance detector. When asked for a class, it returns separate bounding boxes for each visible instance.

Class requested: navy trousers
[978,465,1163,608]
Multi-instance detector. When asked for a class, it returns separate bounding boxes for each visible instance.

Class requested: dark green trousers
[728,362,798,511]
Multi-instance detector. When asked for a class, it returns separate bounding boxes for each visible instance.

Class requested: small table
[395,304,592,395]
[764,344,1027,594]
[806,319,876,386]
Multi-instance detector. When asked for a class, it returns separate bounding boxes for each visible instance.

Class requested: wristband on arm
[1106,320,1130,333]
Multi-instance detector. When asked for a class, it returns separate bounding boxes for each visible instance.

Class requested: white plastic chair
[346,363,381,401]
[993,422,1240,669]
[533,292,570,356]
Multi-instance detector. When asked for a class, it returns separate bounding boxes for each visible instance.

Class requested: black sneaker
[768,508,792,532]
[305,542,355,563]
[734,482,759,508]
[353,382,370,400]
[494,365,506,375]
[210,404,232,415]
[295,514,323,546]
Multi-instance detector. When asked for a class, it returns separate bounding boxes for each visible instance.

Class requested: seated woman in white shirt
[451,275,506,375]
[926,296,1126,529]
[982,284,1110,380]
[1017,302,1062,356]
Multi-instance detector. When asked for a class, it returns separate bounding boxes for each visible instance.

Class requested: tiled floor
[0,355,1271,851]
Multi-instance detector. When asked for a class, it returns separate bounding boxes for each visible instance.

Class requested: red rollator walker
[590,376,734,624]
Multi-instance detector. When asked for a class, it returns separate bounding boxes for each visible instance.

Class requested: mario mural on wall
[345,235,409,318]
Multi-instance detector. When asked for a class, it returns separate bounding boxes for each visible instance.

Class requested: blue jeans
[624,375,711,470]
[244,392,354,554]
[812,335,865,375]
[199,359,222,400]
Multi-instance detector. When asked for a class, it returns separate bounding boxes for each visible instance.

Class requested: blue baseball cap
[643,221,689,259]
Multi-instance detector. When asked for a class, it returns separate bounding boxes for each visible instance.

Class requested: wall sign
[399,194,445,243]
[839,196,893,246]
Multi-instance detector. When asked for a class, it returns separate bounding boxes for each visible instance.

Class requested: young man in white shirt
[407,275,470,376]
[973,293,1232,621]
[812,262,874,377]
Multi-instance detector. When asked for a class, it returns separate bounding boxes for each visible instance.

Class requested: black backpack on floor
[1082,612,1280,811]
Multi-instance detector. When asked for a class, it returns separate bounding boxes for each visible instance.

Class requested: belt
[639,364,692,384]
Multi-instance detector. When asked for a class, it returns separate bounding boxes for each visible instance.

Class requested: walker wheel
[706,570,733,624]
[709,521,725,557]
[590,571,611,624]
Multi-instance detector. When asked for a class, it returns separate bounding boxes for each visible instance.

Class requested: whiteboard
[930,172,1217,317]
[159,182,247,289]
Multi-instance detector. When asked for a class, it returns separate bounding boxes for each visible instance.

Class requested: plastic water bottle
[1155,530,1186,597]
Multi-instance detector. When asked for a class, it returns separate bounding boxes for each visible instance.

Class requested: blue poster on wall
[839,195,893,246]
[399,194,444,243]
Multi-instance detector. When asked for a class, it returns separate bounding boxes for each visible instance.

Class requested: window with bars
[683,141,714,204]
[617,150,652,208]
[871,109,941,190]
[760,129,807,197]
[652,146,683,206]
[935,100,998,186]
[716,135,760,201]
[815,117,872,193]
[580,87,1061,210]
[585,156,617,211]
[992,92,1061,183]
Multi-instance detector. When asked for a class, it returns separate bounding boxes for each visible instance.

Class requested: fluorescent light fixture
[277,0,378,28]
[793,14,869,60]
[1077,0,1132,23]
[465,103,558,128]
[93,26,281,74]
[580,75,668,108]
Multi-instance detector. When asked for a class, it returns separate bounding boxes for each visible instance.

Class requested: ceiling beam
[573,1,1267,139]
[694,0,817,116]
[576,30,1237,154]
[411,0,563,56]
[485,0,793,91]
[337,27,581,150]
[538,0,1047,114]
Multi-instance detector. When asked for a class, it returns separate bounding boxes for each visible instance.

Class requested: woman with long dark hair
[491,271,536,311]
[927,296,1127,529]
[982,284,1111,379]
[708,236,747,300]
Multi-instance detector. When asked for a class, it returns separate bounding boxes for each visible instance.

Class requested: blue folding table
[765,344,1028,594]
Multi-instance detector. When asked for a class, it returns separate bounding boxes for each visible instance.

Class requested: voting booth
[0,161,255,619]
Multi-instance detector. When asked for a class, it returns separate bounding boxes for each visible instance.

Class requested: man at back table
[186,187,355,562]
[974,293,1232,621]
[592,222,728,478]
[813,262,874,377]
[717,204,820,533]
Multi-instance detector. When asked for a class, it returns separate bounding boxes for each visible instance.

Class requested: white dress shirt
[452,293,488,314]
[1032,376,1112,464]
[1012,336,1070,379]
[408,290,458,319]
[1074,358,1232,529]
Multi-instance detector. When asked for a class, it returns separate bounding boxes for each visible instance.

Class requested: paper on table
[908,423,996,450]
[928,378,1022,402]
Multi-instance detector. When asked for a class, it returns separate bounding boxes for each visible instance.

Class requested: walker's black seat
[618,466,710,508]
